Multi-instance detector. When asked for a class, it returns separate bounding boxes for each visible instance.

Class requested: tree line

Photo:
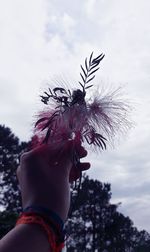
[0,125,150,251]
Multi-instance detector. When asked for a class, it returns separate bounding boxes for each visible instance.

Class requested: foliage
[0,211,18,239]
[0,125,29,212]
[66,175,150,252]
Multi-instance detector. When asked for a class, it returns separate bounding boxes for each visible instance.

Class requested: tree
[0,211,18,238]
[0,125,28,212]
[66,175,150,251]
[66,175,113,251]
[133,230,150,252]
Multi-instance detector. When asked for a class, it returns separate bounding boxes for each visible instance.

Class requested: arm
[0,141,90,252]
[0,224,50,252]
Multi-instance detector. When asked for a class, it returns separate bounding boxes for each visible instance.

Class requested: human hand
[17,141,90,221]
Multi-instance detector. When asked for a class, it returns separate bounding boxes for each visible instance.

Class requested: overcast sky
[0,0,150,232]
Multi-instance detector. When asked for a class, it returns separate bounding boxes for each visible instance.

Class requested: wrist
[22,205,64,232]
[15,208,65,252]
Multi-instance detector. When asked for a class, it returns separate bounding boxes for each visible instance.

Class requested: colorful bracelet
[16,210,65,252]
[22,205,65,241]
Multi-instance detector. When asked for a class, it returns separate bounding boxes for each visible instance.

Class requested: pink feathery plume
[33,52,131,152]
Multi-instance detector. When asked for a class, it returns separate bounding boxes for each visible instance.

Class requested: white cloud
[84,0,97,18]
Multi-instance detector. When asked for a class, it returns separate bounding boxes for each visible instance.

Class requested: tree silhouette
[66,175,150,251]
[0,211,18,238]
[0,125,28,212]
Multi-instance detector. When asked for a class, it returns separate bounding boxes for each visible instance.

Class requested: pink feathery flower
[34,53,132,152]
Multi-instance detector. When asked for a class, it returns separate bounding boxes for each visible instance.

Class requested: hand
[17,141,90,221]
[69,143,90,182]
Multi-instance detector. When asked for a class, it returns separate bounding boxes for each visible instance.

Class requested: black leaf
[92,53,103,62]
[93,54,105,64]
[80,73,85,83]
[85,85,93,89]
[96,135,107,149]
[53,87,66,94]
[99,138,107,149]
[89,52,93,65]
[79,81,84,88]
[80,65,87,78]
[98,134,107,140]
[86,75,95,84]
[44,91,51,97]
[68,89,71,96]
[84,135,91,145]
[40,95,49,104]
[97,140,104,149]
[85,58,88,71]
[88,67,100,77]
[90,63,100,71]
[48,88,53,95]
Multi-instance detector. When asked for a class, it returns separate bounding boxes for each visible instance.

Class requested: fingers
[69,159,91,182]
[76,145,87,159]
[69,169,80,182]
[68,141,90,182]
[77,162,90,171]
[69,162,91,182]
[20,140,87,162]
[20,139,90,184]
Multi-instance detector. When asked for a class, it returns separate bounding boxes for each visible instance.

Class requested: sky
[0,0,150,232]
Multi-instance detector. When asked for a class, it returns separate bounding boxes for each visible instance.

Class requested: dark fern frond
[40,87,72,106]
[79,52,105,92]
[83,126,107,150]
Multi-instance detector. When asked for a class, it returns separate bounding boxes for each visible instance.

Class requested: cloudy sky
[0,0,150,232]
